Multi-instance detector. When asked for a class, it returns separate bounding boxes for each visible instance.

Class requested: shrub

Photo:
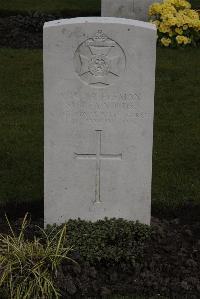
[0,214,74,299]
[149,0,200,47]
[52,218,151,265]
[0,216,151,298]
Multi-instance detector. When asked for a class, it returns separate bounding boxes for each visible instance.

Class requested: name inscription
[64,90,151,123]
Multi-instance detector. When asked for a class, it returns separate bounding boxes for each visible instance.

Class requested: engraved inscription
[74,30,126,87]
[67,111,151,124]
[74,130,122,204]
[63,89,152,124]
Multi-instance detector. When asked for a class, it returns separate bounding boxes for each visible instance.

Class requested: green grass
[0,49,43,204]
[0,47,200,210]
[152,48,200,209]
[0,0,198,15]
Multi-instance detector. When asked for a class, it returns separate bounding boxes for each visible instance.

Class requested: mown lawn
[0,0,198,15]
[152,47,200,209]
[0,49,43,205]
[0,47,200,209]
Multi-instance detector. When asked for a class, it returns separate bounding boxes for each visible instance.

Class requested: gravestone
[44,17,156,226]
[101,0,161,21]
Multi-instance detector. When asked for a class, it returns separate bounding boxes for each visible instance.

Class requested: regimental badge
[74,30,126,87]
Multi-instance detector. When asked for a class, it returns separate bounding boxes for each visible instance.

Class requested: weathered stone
[44,17,156,225]
[101,0,162,21]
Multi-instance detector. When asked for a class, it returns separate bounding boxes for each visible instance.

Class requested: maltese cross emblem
[74,30,126,87]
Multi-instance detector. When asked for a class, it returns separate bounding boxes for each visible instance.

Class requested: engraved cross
[74,130,122,204]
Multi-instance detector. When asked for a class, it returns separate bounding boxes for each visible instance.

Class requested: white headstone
[101,0,161,21]
[44,17,156,226]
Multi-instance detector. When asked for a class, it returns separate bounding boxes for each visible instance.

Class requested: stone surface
[44,17,156,225]
[101,0,162,21]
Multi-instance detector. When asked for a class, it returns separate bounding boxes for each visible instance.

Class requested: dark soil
[0,216,200,298]
[0,12,97,49]
[55,217,200,298]
[0,14,56,48]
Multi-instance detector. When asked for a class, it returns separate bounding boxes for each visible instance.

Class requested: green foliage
[149,0,200,48]
[49,218,151,265]
[0,214,74,299]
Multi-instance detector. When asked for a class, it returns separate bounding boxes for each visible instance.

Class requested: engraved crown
[93,30,107,42]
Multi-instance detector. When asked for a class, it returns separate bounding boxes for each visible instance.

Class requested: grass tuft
[0,213,74,299]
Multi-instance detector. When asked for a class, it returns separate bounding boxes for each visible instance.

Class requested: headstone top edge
[43,17,156,31]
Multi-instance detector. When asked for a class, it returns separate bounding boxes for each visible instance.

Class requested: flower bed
[0,216,200,298]
[149,0,200,47]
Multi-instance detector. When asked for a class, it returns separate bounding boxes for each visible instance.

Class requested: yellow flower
[149,0,200,47]
[176,35,191,44]
[183,24,188,30]
[159,22,171,33]
[149,3,162,16]
[175,27,183,34]
[186,9,199,20]
[151,20,161,28]
[161,37,172,46]
[167,16,178,26]
[165,0,191,9]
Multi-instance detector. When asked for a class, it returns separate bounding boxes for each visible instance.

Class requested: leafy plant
[0,213,74,299]
[52,218,151,265]
[149,0,200,47]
